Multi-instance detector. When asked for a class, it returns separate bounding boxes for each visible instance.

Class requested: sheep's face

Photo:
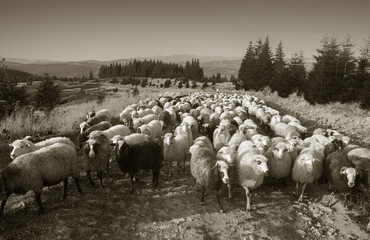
[217,147,236,165]
[163,133,174,147]
[254,158,269,176]
[86,140,98,159]
[132,119,142,130]
[9,140,32,160]
[340,167,358,188]
[216,161,229,184]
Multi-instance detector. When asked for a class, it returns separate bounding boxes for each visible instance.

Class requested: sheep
[138,120,162,142]
[228,130,247,149]
[78,121,112,146]
[116,141,163,194]
[288,121,308,138]
[158,110,172,132]
[80,109,112,133]
[217,146,237,198]
[182,115,199,140]
[282,114,300,124]
[312,128,328,136]
[265,142,293,186]
[0,143,82,214]
[9,137,75,160]
[119,106,135,126]
[83,131,111,187]
[189,139,229,213]
[236,149,269,212]
[193,136,214,150]
[292,147,324,202]
[174,122,193,146]
[237,140,266,160]
[93,124,130,142]
[163,133,190,177]
[213,125,231,152]
[347,148,370,190]
[274,122,300,139]
[132,113,159,130]
[111,133,149,161]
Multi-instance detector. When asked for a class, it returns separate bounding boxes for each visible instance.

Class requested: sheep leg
[168,161,172,178]
[62,178,68,199]
[152,170,159,188]
[74,177,82,194]
[216,189,224,213]
[35,192,45,214]
[87,171,95,187]
[200,186,206,206]
[0,192,11,215]
[97,171,104,187]
[227,183,232,199]
[245,187,251,212]
[298,183,307,202]
[130,175,135,194]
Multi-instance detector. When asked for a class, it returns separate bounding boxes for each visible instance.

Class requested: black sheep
[117,141,163,193]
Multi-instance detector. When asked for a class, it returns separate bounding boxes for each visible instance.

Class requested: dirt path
[0,156,369,240]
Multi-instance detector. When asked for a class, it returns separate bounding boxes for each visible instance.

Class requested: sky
[0,0,369,61]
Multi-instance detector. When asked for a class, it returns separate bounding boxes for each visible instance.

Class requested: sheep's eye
[257,160,261,164]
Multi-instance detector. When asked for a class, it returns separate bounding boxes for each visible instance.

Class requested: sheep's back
[6,144,78,194]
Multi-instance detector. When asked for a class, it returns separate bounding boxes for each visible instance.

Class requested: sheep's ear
[340,166,348,175]
[356,169,363,178]
[8,143,13,147]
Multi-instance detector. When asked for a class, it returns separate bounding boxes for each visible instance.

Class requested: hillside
[0,68,33,82]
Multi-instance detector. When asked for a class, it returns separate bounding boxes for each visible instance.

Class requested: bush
[34,74,61,113]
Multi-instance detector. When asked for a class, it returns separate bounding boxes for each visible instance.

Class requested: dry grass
[247,88,370,147]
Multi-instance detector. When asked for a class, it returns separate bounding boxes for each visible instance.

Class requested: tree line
[98,59,204,81]
[238,35,370,108]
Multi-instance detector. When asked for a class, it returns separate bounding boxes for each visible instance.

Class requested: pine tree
[307,35,341,104]
[35,73,61,113]
[0,59,28,118]
[271,41,286,93]
[358,36,370,108]
[238,41,257,90]
[289,52,307,96]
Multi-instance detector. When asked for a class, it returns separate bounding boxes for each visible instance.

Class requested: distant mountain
[1,54,313,78]
[0,68,33,82]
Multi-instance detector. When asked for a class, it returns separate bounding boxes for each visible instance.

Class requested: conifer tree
[35,73,61,113]
[238,41,256,90]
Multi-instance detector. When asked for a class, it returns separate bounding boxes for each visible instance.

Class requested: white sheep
[9,137,75,160]
[80,109,112,133]
[217,146,237,198]
[236,149,269,212]
[138,120,163,141]
[274,122,301,140]
[83,131,111,187]
[288,121,308,138]
[92,124,130,142]
[174,122,193,146]
[119,106,135,125]
[265,142,292,186]
[190,138,229,213]
[0,143,82,214]
[163,133,190,177]
[182,115,199,140]
[292,147,324,202]
[213,125,231,152]
[228,130,247,149]
[132,113,159,130]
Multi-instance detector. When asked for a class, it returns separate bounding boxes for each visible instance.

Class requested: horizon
[1,0,369,62]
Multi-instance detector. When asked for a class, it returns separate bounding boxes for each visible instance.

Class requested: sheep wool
[0,143,81,213]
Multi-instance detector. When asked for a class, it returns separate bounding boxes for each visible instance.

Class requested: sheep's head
[332,138,345,152]
[163,133,175,147]
[251,155,269,176]
[86,139,98,159]
[80,122,89,133]
[215,160,229,184]
[217,146,237,165]
[9,140,34,160]
[273,142,288,159]
[132,118,143,130]
[340,166,359,188]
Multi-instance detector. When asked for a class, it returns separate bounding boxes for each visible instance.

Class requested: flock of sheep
[1,91,370,231]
